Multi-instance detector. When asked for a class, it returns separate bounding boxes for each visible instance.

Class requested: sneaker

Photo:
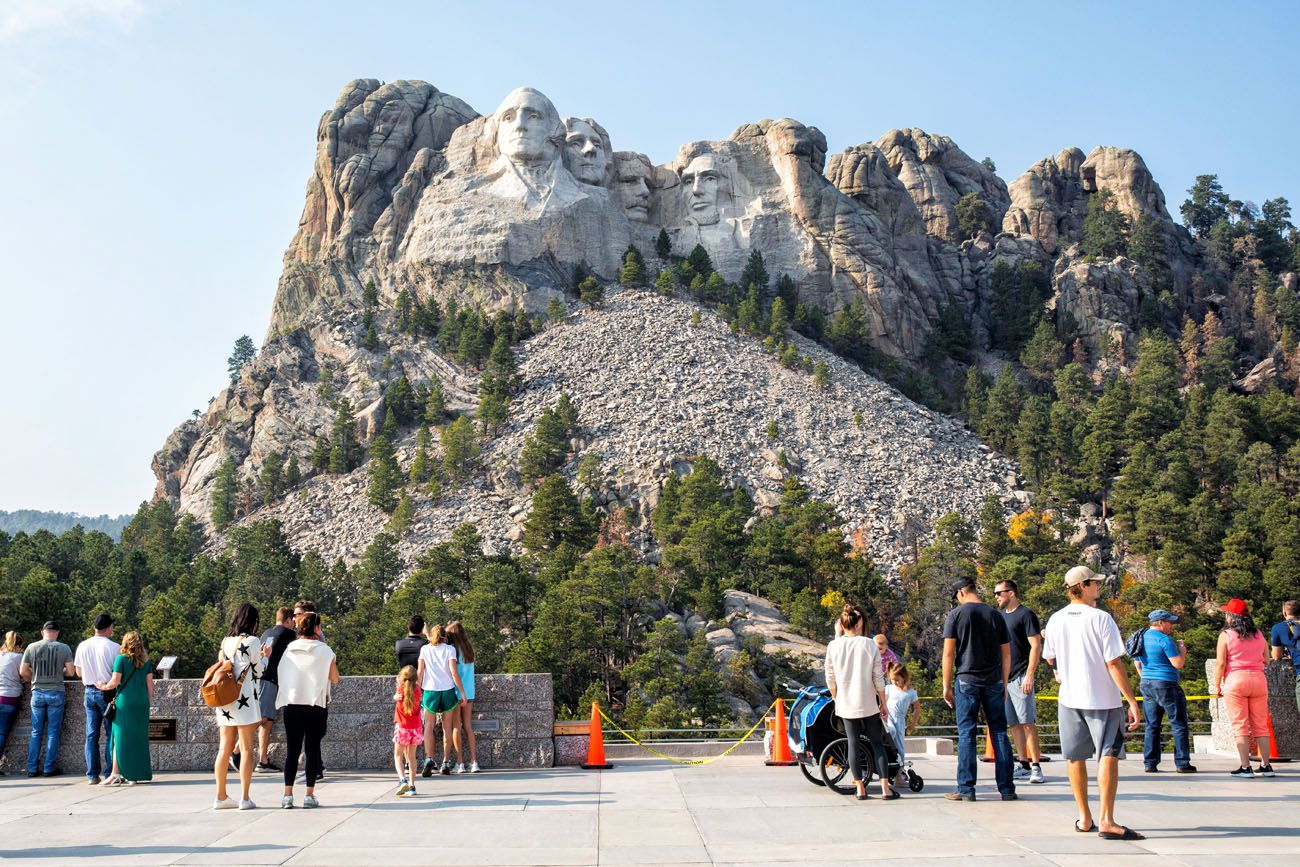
[944,791,976,801]
[1144,766,1159,773]
[1176,765,1198,774]
[1001,792,1019,801]
[1013,766,1031,779]
[396,782,410,796]
[27,770,41,778]
[421,759,435,778]
[452,763,465,774]
[87,777,100,785]
[238,798,256,810]
[1029,766,1045,784]
[257,761,282,773]
[213,798,238,810]
[280,796,295,809]
[469,761,480,774]
[1258,764,1275,777]
[317,766,326,780]
[44,767,63,778]
[403,785,417,797]
[440,761,451,776]
[303,794,319,809]
[229,754,241,771]
[1230,766,1255,779]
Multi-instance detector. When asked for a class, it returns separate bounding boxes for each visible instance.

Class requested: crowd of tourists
[823,573,1297,840]
[2,581,1296,833]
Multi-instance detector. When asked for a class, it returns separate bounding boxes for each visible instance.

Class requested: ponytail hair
[839,604,864,635]
[296,611,321,638]
[397,665,418,715]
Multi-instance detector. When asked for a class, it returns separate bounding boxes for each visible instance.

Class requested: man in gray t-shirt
[19,622,75,776]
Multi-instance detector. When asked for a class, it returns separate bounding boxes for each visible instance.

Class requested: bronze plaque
[148,718,178,742]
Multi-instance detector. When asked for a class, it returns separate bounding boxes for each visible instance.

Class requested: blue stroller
[785,683,924,795]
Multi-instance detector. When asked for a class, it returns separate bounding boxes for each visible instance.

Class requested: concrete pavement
[0,752,1295,865]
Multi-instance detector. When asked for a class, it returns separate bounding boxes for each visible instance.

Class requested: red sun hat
[1219,598,1249,616]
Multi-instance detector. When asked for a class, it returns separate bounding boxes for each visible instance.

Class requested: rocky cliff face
[155,78,1201,572]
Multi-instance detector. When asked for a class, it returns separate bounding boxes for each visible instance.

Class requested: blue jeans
[955,678,1015,796]
[27,689,66,774]
[83,687,114,780]
[1140,678,1191,769]
[0,702,18,760]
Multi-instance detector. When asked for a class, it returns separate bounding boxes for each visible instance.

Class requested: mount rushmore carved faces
[612,152,653,222]
[681,154,727,226]
[563,117,612,186]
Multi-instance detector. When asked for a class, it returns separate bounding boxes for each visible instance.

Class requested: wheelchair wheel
[799,760,825,787]
[819,737,877,795]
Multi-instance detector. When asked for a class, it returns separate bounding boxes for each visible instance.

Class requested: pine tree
[211,458,238,530]
[655,228,672,259]
[980,366,1023,452]
[1128,214,1170,289]
[227,336,256,386]
[284,451,301,489]
[618,246,647,287]
[955,192,992,240]
[579,276,604,306]
[1081,188,1131,259]
[310,435,331,472]
[769,296,790,338]
[1180,175,1229,238]
[546,297,566,321]
[366,434,401,513]
[259,451,284,503]
[686,244,713,278]
[409,423,432,483]
[1014,395,1052,486]
[1019,319,1065,381]
[812,360,830,390]
[654,269,675,295]
[395,289,414,333]
[740,249,768,292]
[523,476,595,556]
[476,390,508,434]
[382,407,398,439]
[424,377,447,425]
[441,416,479,480]
[388,492,415,536]
[328,398,360,473]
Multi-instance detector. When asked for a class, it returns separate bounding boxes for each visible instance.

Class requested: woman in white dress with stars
[213,602,264,810]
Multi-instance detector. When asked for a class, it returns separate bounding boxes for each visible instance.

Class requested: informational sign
[148,718,178,742]
[474,719,501,733]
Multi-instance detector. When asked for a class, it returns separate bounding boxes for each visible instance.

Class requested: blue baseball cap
[1148,609,1178,623]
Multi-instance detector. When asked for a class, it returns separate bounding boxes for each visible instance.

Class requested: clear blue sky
[2,0,1297,516]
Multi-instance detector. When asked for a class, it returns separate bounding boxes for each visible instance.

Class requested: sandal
[881,791,901,800]
[101,775,126,787]
[1075,819,1096,833]
[1099,826,1145,841]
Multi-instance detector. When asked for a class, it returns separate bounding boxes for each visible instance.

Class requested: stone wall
[1,674,554,774]
[1205,659,1299,757]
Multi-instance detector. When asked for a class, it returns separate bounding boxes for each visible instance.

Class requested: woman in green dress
[96,631,154,784]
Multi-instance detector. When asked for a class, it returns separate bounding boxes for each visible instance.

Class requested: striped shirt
[21,639,72,691]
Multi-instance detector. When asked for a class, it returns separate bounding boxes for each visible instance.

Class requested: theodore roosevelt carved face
[613,152,653,222]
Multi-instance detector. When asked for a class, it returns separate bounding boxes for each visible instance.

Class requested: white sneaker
[213,798,238,811]
[238,798,256,811]
[1013,765,1031,779]
[452,763,465,774]
[1029,766,1045,784]
[280,796,294,809]
[469,761,480,774]
[402,785,417,797]
[303,794,319,809]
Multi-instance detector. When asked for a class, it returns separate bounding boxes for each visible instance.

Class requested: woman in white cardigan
[825,604,897,800]
[275,612,340,809]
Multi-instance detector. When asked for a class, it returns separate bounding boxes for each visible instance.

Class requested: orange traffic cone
[979,725,995,763]
[765,698,798,766]
[1265,710,1292,763]
[580,701,613,769]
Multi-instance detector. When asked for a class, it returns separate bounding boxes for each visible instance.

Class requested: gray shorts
[1058,705,1125,761]
[1005,675,1037,725]
[259,681,279,721]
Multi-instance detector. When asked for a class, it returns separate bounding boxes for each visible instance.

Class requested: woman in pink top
[1213,599,1273,779]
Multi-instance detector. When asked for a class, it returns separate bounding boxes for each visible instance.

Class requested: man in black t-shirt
[942,577,1015,801]
[996,579,1044,784]
[396,616,428,672]
[255,607,296,771]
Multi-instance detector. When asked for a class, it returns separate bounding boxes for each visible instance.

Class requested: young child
[393,665,423,796]
[884,662,920,786]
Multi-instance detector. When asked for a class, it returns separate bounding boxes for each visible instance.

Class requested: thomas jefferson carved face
[563,118,609,185]
[681,154,724,225]
[493,88,562,165]
[613,152,652,222]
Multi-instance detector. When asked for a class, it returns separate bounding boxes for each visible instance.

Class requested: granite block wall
[1205,659,1298,757]
[1,673,554,774]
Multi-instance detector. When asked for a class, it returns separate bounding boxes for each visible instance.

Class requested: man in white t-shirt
[74,613,121,784]
[1042,566,1143,842]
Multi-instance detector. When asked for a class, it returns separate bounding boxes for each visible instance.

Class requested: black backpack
[1124,626,1149,661]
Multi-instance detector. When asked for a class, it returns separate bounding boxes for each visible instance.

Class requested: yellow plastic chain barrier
[596,698,780,766]
[917,695,1215,701]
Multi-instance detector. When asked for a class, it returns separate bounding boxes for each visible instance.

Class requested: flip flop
[1075,819,1096,833]
[1099,826,1145,841]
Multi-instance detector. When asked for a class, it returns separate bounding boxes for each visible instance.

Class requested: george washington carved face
[492,87,563,165]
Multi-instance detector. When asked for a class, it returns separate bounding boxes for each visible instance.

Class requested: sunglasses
[993,589,1012,596]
